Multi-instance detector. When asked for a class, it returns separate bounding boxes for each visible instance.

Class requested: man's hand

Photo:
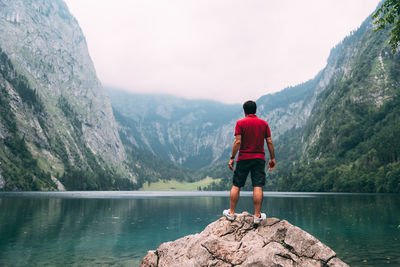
[229,135,241,171]
[228,159,235,170]
[266,137,275,171]
[268,158,275,171]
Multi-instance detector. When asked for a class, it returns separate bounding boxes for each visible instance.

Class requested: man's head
[243,100,257,115]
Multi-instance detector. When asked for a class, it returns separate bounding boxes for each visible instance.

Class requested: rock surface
[0,0,126,165]
[141,212,348,267]
[0,0,137,190]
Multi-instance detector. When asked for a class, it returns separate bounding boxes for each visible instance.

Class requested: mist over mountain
[0,0,133,190]
[0,0,187,190]
[276,18,400,192]
[205,14,400,192]
[108,89,241,169]
[1,0,398,192]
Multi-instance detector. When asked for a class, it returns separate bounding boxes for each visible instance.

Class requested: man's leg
[230,160,249,214]
[253,186,263,218]
[251,159,266,218]
[229,185,240,214]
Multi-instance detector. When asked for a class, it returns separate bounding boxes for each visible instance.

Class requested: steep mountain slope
[0,47,55,190]
[107,30,358,188]
[108,89,241,168]
[114,109,202,185]
[0,0,234,190]
[203,11,400,193]
[2,0,396,192]
[0,0,125,162]
[0,0,135,190]
[277,18,400,193]
[108,74,330,171]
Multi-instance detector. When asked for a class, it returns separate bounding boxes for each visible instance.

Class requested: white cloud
[64,0,381,104]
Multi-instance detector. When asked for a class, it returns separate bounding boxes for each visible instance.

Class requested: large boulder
[141,212,348,267]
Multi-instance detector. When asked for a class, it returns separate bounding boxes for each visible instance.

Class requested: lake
[0,191,399,266]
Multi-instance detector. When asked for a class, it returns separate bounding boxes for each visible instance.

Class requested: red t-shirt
[234,114,271,162]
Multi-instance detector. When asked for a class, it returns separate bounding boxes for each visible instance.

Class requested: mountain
[107,78,328,172]
[2,0,398,192]
[277,18,400,193]
[108,9,400,193]
[0,0,218,191]
[107,89,241,169]
[113,107,204,186]
[203,11,400,193]
[0,0,135,190]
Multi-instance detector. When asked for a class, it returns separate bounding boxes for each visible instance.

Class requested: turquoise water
[0,192,399,266]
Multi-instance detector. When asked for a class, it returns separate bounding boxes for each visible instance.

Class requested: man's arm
[266,137,275,171]
[228,135,241,170]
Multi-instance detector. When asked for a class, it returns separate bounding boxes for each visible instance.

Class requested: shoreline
[0,191,398,199]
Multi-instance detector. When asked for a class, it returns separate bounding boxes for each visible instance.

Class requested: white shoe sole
[254,213,266,224]
[223,209,235,221]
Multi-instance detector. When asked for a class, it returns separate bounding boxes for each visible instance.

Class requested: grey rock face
[51,176,65,191]
[141,212,348,267]
[109,90,240,168]
[0,172,4,189]
[0,0,126,167]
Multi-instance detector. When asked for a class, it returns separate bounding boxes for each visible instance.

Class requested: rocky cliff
[129,7,400,193]
[0,0,133,190]
[108,20,359,173]
[108,89,241,169]
[1,0,397,192]
[0,0,125,162]
[141,212,348,266]
[276,16,400,192]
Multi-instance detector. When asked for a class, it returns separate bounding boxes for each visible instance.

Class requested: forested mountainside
[0,47,54,190]
[107,76,333,190]
[1,0,398,192]
[0,0,185,190]
[109,9,400,193]
[114,108,203,186]
[108,75,329,172]
[277,18,400,193]
[204,13,400,193]
[107,89,241,168]
[0,0,136,190]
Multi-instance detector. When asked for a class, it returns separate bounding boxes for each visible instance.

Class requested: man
[223,100,275,224]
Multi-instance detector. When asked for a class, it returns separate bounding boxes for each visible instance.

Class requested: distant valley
[107,89,240,169]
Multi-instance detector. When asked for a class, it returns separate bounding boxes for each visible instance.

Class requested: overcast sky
[64,0,381,104]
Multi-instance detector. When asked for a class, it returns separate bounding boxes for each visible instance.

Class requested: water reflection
[0,196,226,266]
[0,193,399,266]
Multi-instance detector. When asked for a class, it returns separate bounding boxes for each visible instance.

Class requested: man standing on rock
[224,100,275,224]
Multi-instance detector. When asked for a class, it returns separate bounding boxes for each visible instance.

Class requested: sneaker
[223,209,235,221]
[254,213,266,224]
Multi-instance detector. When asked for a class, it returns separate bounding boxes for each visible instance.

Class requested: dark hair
[243,100,257,114]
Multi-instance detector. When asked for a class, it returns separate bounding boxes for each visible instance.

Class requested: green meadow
[139,177,220,191]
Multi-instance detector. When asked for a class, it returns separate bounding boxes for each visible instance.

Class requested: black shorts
[232,158,266,188]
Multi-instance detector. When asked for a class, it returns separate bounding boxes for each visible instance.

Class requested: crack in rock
[141,213,349,267]
[324,255,338,266]
[277,253,296,263]
[155,250,160,267]
[201,243,236,266]
[281,241,317,261]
